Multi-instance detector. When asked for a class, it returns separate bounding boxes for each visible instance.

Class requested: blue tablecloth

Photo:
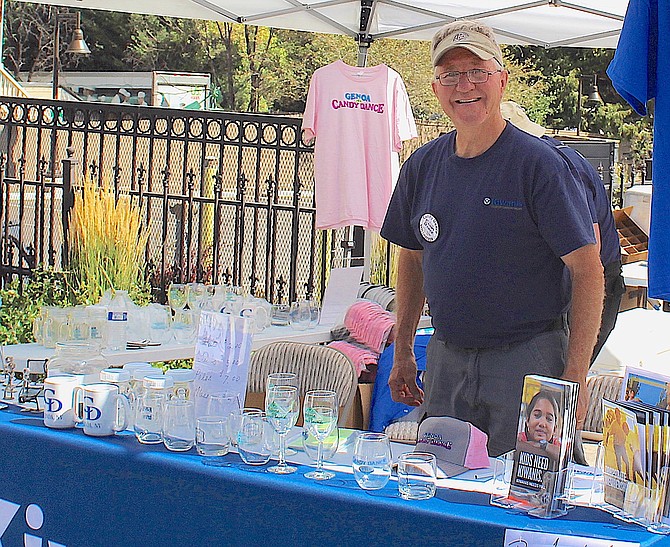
[0,405,668,546]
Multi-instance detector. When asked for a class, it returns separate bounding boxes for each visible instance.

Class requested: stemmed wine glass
[303,390,338,480]
[267,372,298,390]
[265,385,299,474]
[187,282,207,310]
[265,373,299,456]
[167,283,188,311]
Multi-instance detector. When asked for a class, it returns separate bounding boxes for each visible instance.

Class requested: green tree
[2,4,132,79]
[504,46,653,165]
[3,2,55,79]
[269,30,353,112]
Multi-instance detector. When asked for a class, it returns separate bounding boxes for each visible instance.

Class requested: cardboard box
[344,383,374,430]
[613,207,648,264]
[619,286,648,312]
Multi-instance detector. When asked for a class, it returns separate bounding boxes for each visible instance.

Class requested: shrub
[0,267,81,345]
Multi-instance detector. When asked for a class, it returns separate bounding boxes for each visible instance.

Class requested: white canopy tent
[18,0,628,50]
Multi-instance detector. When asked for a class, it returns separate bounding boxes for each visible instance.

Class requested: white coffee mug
[73,383,130,436]
[43,375,81,429]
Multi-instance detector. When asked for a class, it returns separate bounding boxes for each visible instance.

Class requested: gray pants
[422,328,568,457]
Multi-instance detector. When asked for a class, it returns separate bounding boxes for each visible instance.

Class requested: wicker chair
[358,282,397,312]
[245,341,358,426]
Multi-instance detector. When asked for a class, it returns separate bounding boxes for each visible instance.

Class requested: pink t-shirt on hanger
[302,60,417,231]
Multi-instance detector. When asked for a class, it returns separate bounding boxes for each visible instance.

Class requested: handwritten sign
[192,311,253,416]
[504,529,639,547]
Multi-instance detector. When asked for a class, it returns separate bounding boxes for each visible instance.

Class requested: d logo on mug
[43,375,81,429]
[43,389,63,413]
[84,396,102,421]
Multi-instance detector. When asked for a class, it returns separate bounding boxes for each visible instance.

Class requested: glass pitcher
[47,341,109,384]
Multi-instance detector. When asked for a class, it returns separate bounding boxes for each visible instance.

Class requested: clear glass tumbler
[397,452,437,500]
[196,416,230,461]
[162,398,196,452]
[236,409,271,465]
[353,432,392,490]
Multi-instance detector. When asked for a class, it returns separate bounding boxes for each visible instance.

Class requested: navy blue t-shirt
[381,122,596,348]
[543,136,620,268]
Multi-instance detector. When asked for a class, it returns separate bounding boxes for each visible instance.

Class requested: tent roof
[20,0,628,48]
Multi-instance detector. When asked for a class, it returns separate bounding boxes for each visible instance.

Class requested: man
[112,88,131,104]
[501,100,625,363]
[380,20,604,456]
[500,100,625,463]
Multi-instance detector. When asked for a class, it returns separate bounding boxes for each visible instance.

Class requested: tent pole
[352,0,375,282]
[0,0,5,67]
[357,41,369,68]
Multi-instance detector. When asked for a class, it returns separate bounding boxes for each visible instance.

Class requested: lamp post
[52,12,91,100]
[576,74,604,136]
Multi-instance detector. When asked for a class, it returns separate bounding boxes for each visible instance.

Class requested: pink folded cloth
[328,340,379,377]
[344,300,396,354]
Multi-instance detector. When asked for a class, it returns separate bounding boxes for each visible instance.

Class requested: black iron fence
[0,97,357,303]
[0,96,643,304]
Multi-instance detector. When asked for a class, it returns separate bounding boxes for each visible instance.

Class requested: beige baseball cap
[432,20,504,68]
[500,101,546,137]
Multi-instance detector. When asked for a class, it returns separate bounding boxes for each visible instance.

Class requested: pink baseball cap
[415,416,490,477]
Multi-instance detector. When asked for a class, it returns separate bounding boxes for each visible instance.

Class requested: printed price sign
[504,529,639,546]
[192,311,254,416]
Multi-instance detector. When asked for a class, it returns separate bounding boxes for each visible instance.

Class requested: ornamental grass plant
[370,232,398,287]
[68,180,151,305]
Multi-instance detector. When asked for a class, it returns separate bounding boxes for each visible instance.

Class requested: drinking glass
[266,372,298,391]
[288,300,310,331]
[167,283,189,311]
[196,416,230,464]
[270,304,290,327]
[204,392,240,446]
[302,427,339,462]
[67,306,91,341]
[353,432,392,490]
[206,392,241,419]
[33,307,48,344]
[186,282,207,310]
[209,285,229,313]
[43,307,69,348]
[265,385,299,474]
[307,300,321,329]
[397,452,437,500]
[162,399,196,452]
[172,309,198,344]
[86,305,109,348]
[236,409,271,465]
[147,303,173,344]
[303,390,338,480]
[264,374,298,456]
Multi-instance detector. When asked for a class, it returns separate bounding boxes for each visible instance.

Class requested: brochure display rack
[490,374,578,519]
[490,450,571,519]
[490,447,670,535]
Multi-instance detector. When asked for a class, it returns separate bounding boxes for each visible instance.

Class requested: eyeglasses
[435,68,502,87]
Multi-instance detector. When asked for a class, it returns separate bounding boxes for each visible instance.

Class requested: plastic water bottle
[105,290,132,351]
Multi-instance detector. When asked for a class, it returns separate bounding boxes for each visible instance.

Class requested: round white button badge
[419,213,439,242]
